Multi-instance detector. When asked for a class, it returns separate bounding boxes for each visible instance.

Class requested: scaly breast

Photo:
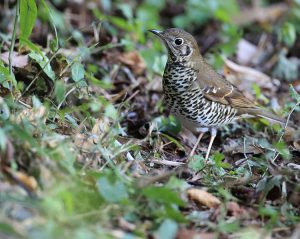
[162,62,238,128]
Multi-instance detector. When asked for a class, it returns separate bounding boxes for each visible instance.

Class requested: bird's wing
[197,71,256,108]
[202,84,255,108]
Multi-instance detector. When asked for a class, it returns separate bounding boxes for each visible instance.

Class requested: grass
[0,0,300,238]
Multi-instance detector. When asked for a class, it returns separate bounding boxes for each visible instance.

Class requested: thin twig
[57,86,77,110]
[273,101,300,161]
[8,0,20,91]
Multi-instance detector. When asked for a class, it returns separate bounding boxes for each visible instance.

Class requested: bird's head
[149,28,200,63]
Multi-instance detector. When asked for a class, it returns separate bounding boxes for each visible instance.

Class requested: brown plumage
[149,28,286,159]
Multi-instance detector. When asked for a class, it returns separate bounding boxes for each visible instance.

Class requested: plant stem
[8,0,20,91]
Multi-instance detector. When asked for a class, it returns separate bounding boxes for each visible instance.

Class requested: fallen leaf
[118,217,136,231]
[236,39,257,65]
[223,138,264,155]
[224,59,274,91]
[176,227,216,239]
[118,51,146,75]
[294,140,300,151]
[0,51,29,68]
[3,167,38,192]
[15,106,47,124]
[231,3,288,26]
[226,201,246,217]
[187,188,221,208]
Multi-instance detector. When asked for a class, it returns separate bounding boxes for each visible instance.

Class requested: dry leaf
[118,217,136,231]
[0,51,29,68]
[223,138,264,155]
[74,133,95,151]
[118,51,146,75]
[4,167,38,192]
[176,227,216,239]
[187,188,221,208]
[231,3,288,26]
[15,106,47,124]
[236,39,257,65]
[294,140,300,151]
[224,59,274,91]
[226,201,245,217]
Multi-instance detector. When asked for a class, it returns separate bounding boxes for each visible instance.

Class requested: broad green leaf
[0,99,10,120]
[0,128,7,150]
[97,176,128,203]
[71,62,85,82]
[0,62,11,89]
[29,51,56,81]
[290,85,300,102]
[32,95,42,108]
[213,152,231,169]
[0,223,20,236]
[19,36,43,56]
[188,155,206,171]
[40,0,59,50]
[279,22,296,47]
[54,80,65,103]
[273,50,299,82]
[142,186,185,206]
[154,219,178,239]
[20,0,37,39]
[273,141,291,160]
[218,220,240,233]
[104,104,118,120]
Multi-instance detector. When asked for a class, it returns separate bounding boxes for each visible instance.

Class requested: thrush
[149,28,286,160]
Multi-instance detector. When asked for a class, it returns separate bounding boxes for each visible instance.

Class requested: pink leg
[205,128,217,160]
[190,132,204,156]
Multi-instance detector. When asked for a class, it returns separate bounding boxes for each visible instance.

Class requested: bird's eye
[174,38,183,46]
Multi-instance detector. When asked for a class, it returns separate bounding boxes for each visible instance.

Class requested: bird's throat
[163,61,197,94]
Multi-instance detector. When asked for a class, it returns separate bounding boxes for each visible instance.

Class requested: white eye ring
[174,38,183,46]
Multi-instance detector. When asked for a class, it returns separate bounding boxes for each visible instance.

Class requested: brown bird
[149,28,286,160]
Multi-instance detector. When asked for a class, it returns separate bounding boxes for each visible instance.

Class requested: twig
[8,0,20,91]
[57,86,77,110]
[18,48,60,100]
[18,20,102,100]
[273,100,300,161]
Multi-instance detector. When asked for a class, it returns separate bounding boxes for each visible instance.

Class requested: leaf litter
[0,1,300,239]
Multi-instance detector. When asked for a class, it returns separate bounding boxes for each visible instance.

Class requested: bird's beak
[148,29,163,38]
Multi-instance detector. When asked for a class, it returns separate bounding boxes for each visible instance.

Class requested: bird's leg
[205,128,217,161]
[190,132,204,156]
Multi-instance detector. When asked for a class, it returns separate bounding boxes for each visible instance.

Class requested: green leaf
[54,80,66,103]
[71,62,85,82]
[20,0,37,39]
[188,155,205,171]
[273,50,299,81]
[154,219,178,239]
[97,175,129,203]
[0,62,12,89]
[213,152,231,169]
[29,51,56,81]
[0,223,20,236]
[290,85,300,102]
[279,22,296,47]
[0,128,7,150]
[218,220,240,233]
[19,36,43,56]
[153,115,181,135]
[142,186,185,206]
[40,0,59,51]
[273,141,291,160]
[104,104,118,120]
[0,99,10,120]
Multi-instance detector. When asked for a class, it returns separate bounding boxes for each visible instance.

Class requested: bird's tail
[239,107,286,125]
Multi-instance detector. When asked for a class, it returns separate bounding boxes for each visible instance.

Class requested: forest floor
[0,1,300,239]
